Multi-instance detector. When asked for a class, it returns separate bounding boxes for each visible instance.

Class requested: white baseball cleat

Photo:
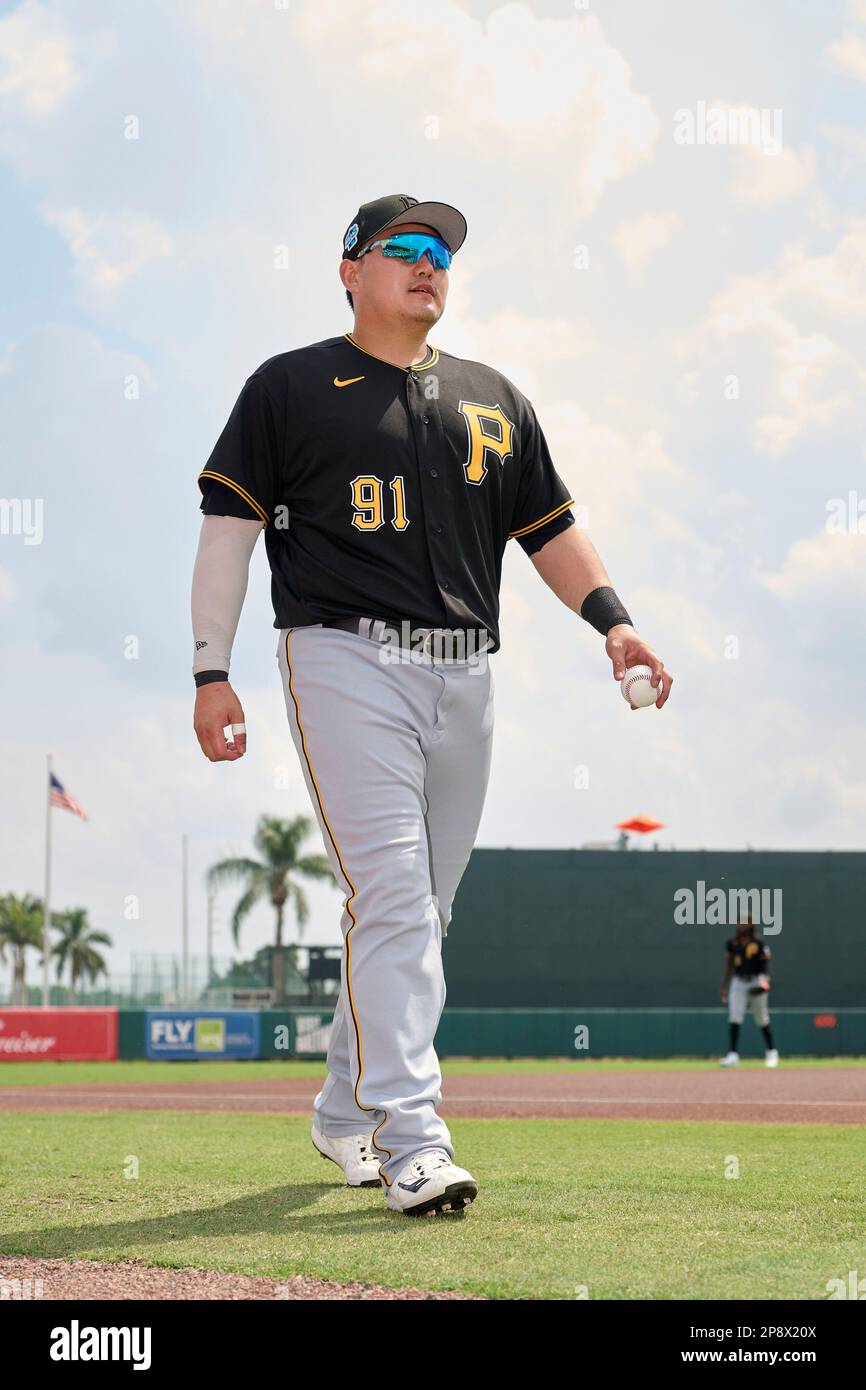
[383,1148,478,1217]
[719,1051,740,1067]
[765,1049,779,1068]
[311,1124,381,1188]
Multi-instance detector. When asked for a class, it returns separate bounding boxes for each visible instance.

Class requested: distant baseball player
[190,193,673,1216]
[719,914,779,1067]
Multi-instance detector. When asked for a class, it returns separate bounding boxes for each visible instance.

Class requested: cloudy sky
[1,0,865,983]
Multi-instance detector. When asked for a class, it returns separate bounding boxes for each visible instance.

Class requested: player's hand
[193,682,247,762]
[606,625,673,710]
[720,988,728,1005]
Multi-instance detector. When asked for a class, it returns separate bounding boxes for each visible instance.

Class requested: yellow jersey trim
[508,498,574,540]
[344,331,439,372]
[198,471,269,527]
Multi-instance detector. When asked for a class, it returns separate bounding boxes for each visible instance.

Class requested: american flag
[49,772,88,821]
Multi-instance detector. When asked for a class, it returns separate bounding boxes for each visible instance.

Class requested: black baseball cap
[341,194,467,261]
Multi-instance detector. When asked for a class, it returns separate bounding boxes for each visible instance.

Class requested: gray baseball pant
[276,623,494,1184]
[728,975,771,1027]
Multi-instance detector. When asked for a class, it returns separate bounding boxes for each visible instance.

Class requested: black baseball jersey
[726,934,771,978]
[197,333,574,652]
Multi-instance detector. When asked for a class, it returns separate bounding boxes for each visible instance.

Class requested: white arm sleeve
[191,515,263,679]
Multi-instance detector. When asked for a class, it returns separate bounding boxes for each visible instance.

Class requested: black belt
[322,616,492,663]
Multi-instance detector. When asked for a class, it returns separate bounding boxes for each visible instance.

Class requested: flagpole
[181,833,189,1004]
[43,751,53,1008]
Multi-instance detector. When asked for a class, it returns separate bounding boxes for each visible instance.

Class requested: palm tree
[205,814,335,1000]
[51,908,111,1004]
[0,893,44,1005]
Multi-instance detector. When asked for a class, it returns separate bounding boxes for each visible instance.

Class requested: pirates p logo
[344,222,360,253]
[458,401,514,486]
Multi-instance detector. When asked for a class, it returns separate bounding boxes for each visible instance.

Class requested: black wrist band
[580,586,633,636]
[194,670,230,688]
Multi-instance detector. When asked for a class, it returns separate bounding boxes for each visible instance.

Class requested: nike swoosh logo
[334,375,365,387]
[398,1177,431,1193]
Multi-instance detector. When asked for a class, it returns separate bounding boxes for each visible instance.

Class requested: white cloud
[44,207,174,293]
[677,370,699,402]
[539,402,680,508]
[749,325,855,456]
[0,567,17,605]
[707,224,866,323]
[774,761,866,829]
[442,307,595,401]
[753,322,852,456]
[189,0,661,219]
[760,529,866,600]
[626,588,720,662]
[821,122,866,176]
[0,1,78,117]
[751,414,801,456]
[614,212,681,280]
[774,224,866,318]
[688,222,866,455]
[731,144,816,205]
[646,508,726,587]
[825,33,866,81]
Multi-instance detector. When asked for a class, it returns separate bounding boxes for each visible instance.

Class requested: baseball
[621,664,658,709]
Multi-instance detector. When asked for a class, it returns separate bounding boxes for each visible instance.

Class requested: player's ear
[339,257,360,301]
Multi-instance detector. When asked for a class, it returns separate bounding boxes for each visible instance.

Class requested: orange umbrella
[616,816,665,834]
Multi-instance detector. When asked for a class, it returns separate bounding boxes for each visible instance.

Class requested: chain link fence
[0,947,343,1008]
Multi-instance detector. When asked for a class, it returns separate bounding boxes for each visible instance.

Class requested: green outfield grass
[0,1111,862,1299]
[0,1056,863,1086]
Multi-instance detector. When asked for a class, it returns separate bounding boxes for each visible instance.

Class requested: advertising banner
[145,1010,260,1060]
[0,1008,118,1061]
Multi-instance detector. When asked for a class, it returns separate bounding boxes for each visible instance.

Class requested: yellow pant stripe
[283,629,394,1178]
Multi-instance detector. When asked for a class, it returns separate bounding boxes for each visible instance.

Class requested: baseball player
[191,193,673,1216]
[719,914,779,1067]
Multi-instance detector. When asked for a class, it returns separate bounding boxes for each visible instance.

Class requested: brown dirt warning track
[0,1256,481,1301]
[0,1067,863,1123]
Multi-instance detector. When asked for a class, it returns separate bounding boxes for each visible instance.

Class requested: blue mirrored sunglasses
[357,231,452,270]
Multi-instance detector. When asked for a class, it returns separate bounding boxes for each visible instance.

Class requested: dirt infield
[0,1256,481,1301]
[0,1066,862,1123]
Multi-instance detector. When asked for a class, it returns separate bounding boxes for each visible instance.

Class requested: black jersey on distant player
[726,934,771,979]
[197,333,575,652]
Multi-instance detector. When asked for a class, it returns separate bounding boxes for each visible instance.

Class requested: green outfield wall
[433,1008,866,1059]
[445,849,866,1007]
[118,1008,147,1059]
[112,1007,866,1060]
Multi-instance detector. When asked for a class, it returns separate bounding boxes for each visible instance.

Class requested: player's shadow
[0,1181,418,1260]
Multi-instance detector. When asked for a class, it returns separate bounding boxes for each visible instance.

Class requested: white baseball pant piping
[276,623,494,1184]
